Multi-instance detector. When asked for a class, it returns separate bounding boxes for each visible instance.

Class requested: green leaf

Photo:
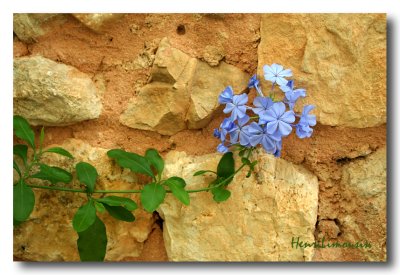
[39,126,45,150]
[238,150,246,157]
[31,164,72,184]
[241,157,251,165]
[103,204,135,222]
[140,182,166,213]
[13,115,35,149]
[14,219,23,226]
[77,216,107,262]
[107,149,155,179]
[44,147,74,159]
[217,152,235,185]
[13,161,21,177]
[211,186,231,203]
[76,162,98,193]
[13,144,28,165]
[13,180,35,222]
[72,200,97,232]
[145,149,164,178]
[164,177,189,206]
[193,170,216,176]
[97,196,138,211]
[95,201,106,213]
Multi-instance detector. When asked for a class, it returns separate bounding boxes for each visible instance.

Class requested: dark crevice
[154,211,164,231]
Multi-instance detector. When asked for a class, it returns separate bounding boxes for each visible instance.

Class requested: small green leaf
[145,149,164,178]
[107,149,155,179]
[97,196,138,211]
[13,115,35,149]
[241,157,251,165]
[13,144,28,165]
[39,127,45,149]
[238,150,246,157]
[13,180,35,222]
[165,177,190,206]
[193,170,216,176]
[44,147,74,159]
[31,164,72,184]
[103,204,135,222]
[76,162,98,193]
[73,200,97,232]
[217,152,235,185]
[211,186,231,203]
[246,170,252,178]
[77,216,107,262]
[95,201,106,213]
[13,161,21,177]
[141,182,166,213]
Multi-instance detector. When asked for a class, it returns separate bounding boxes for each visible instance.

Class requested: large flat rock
[159,149,319,261]
[258,14,386,128]
[14,56,102,126]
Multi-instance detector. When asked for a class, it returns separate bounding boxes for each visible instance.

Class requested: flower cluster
[214,63,316,157]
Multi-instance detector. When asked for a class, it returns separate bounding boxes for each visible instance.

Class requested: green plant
[13,115,254,261]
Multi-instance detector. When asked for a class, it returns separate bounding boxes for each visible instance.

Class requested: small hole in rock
[176,24,186,35]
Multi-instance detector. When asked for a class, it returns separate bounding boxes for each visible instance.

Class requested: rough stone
[13,13,62,43]
[258,14,386,128]
[340,147,386,261]
[119,83,189,135]
[13,139,154,262]
[158,149,319,261]
[186,61,249,129]
[120,38,249,135]
[13,56,102,126]
[202,45,225,66]
[72,14,125,32]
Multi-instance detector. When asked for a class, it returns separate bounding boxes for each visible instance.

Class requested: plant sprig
[13,115,254,262]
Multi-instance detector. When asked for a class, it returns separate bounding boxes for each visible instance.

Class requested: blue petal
[263,65,274,75]
[266,120,278,135]
[279,69,293,77]
[280,110,296,123]
[278,121,293,136]
[273,102,286,117]
[223,103,235,114]
[275,77,288,86]
[238,115,250,126]
[218,86,234,104]
[217,143,229,153]
[249,134,263,146]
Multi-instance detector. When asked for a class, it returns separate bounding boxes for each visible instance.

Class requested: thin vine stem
[26,163,248,195]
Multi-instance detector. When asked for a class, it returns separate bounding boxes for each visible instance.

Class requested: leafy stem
[25,162,247,195]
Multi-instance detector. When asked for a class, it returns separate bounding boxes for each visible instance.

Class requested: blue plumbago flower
[218,86,234,104]
[299,105,317,126]
[296,122,313,139]
[218,118,236,142]
[273,139,283,157]
[260,102,295,138]
[296,105,316,138]
[230,115,251,146]
[213,128,221,139]
[223,93,248,121]
[279,80,306,109]
[263,63,292,86]
[252,96,273,118]
[217,143,229,153]
[247,122,281,154]
[248,75,264,97]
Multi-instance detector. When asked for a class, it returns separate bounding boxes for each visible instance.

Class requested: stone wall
[13,13,386,262]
